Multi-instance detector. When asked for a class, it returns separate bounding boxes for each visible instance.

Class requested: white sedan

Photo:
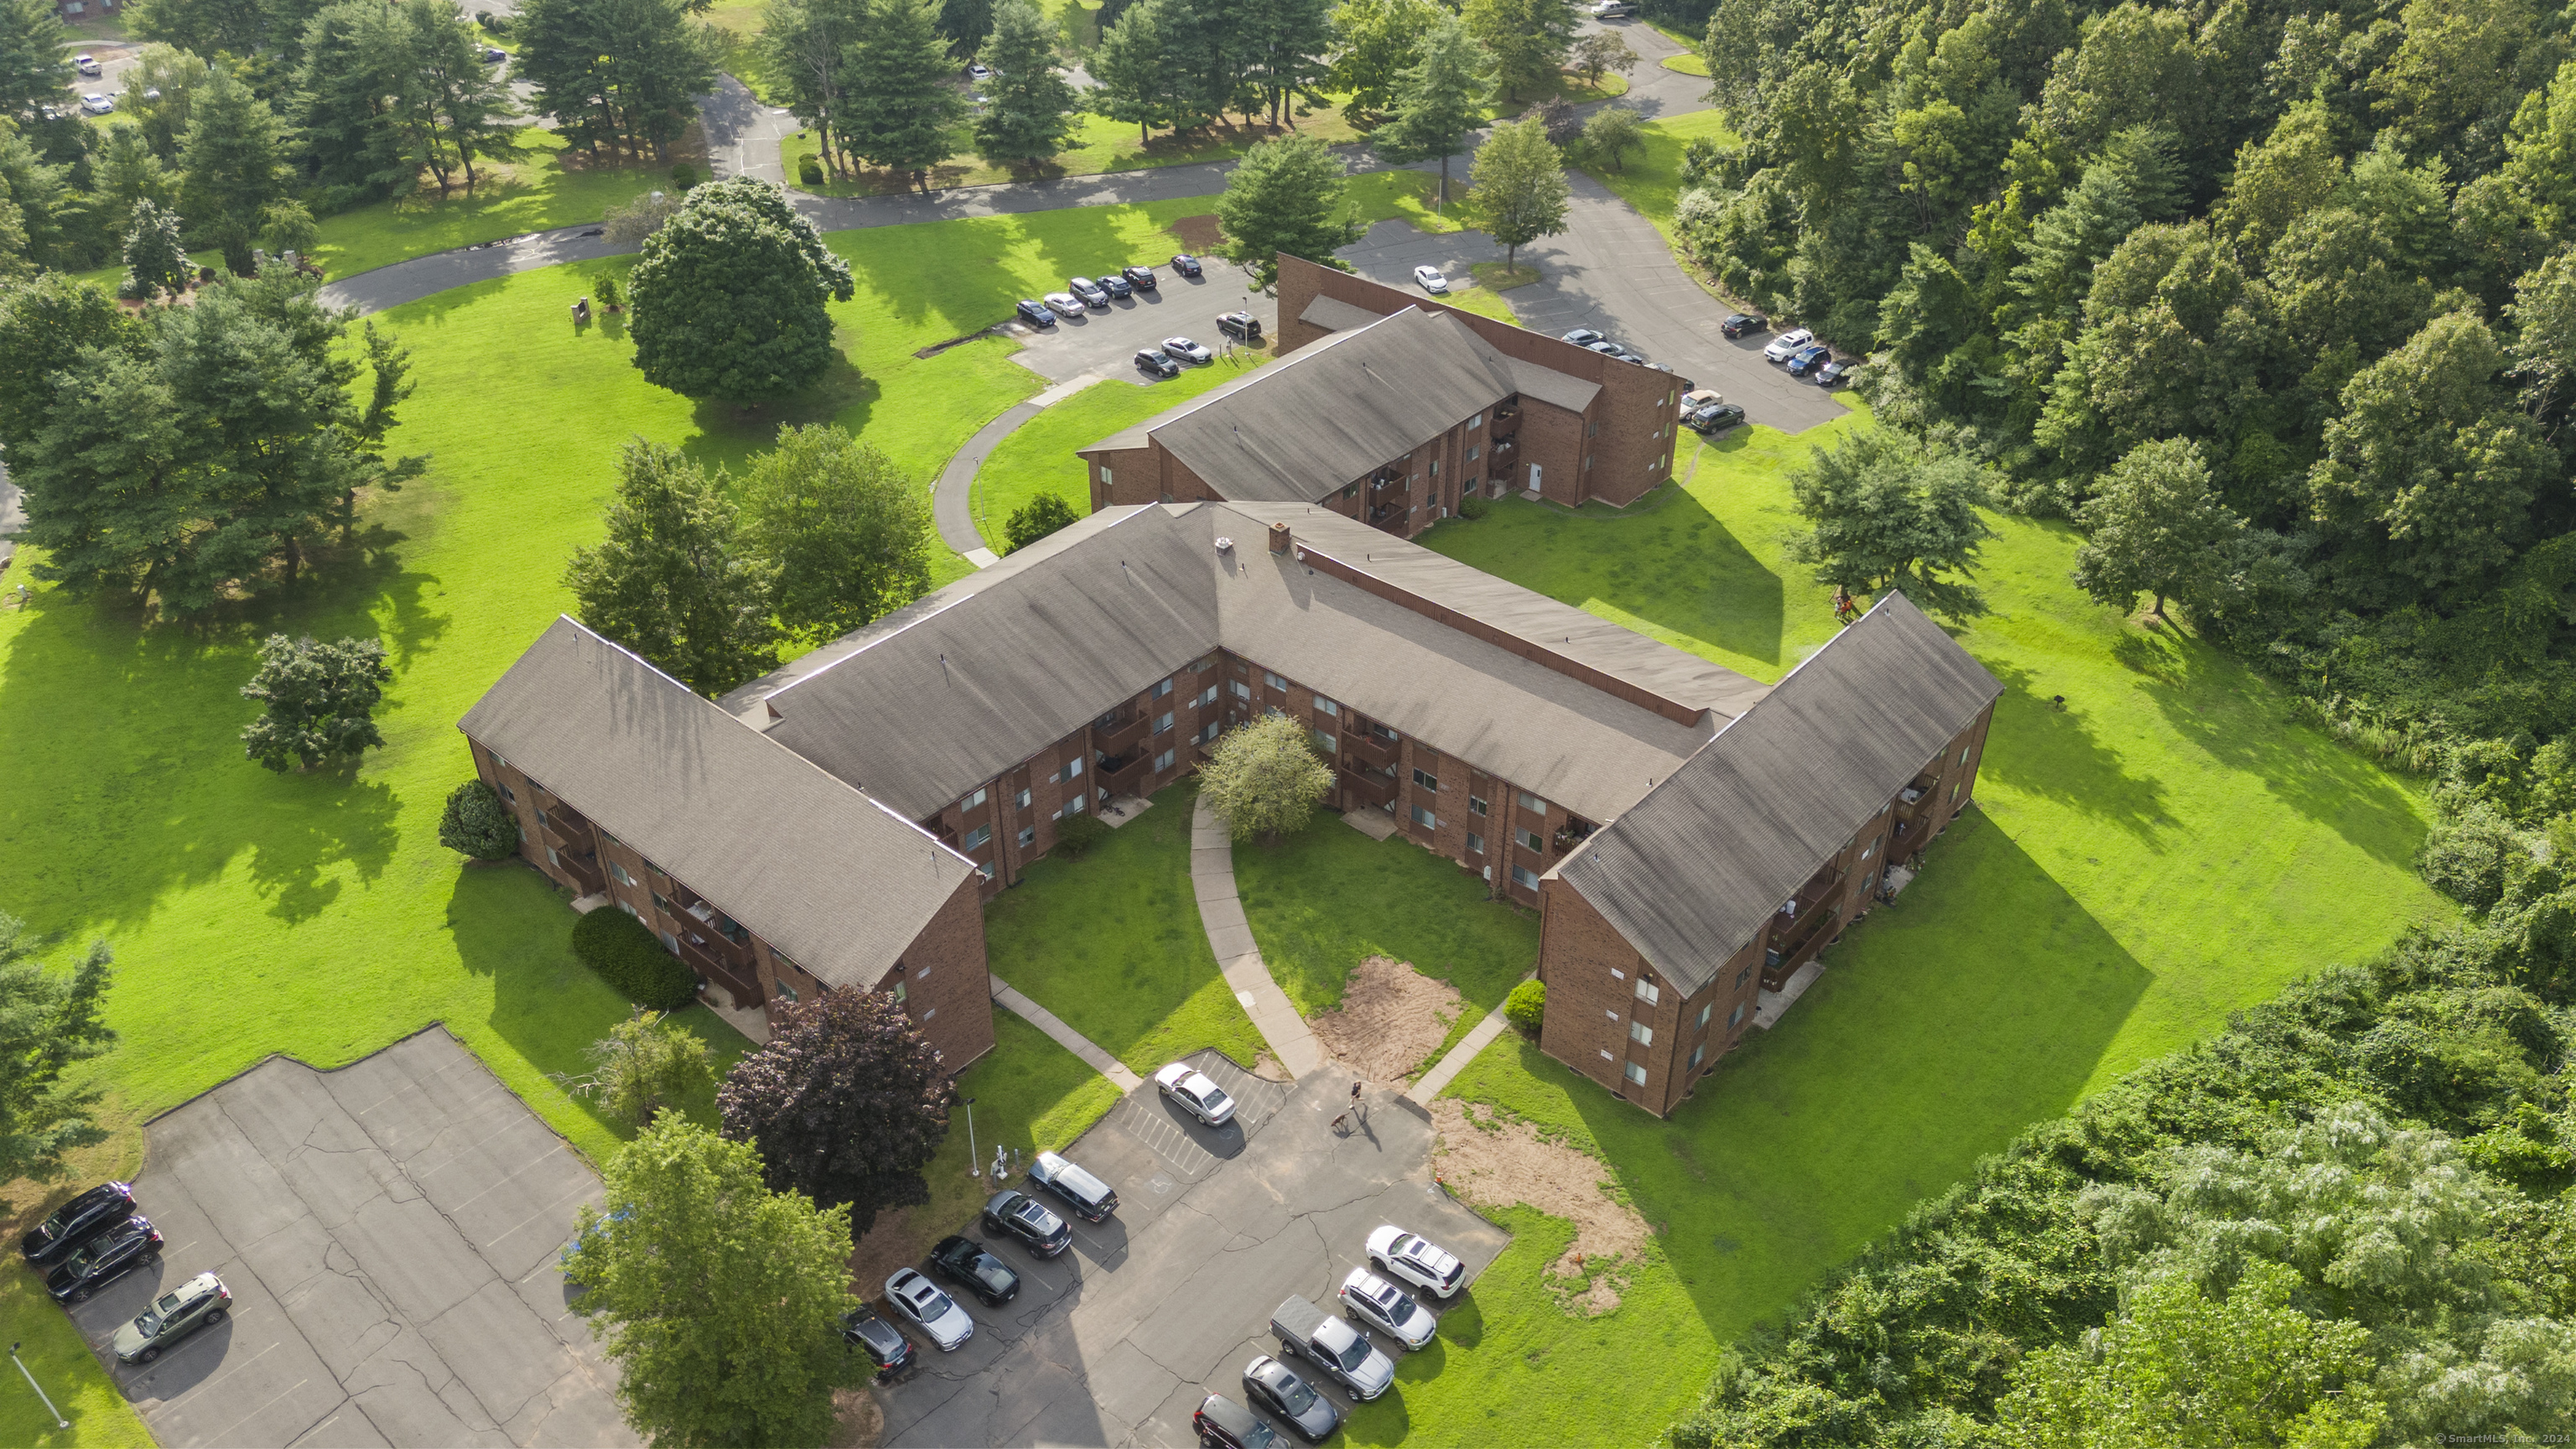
[1043,292,1085,319]
[885,1268,974,1351]
[1763,327,1815,362]
[80,93,115,116]
[1154,1062,1237,1126]
[1162,335,1212,364]
[1339,1268,1436,1349]
[1413,264,1450,294]
[1366,1224,1465,1297]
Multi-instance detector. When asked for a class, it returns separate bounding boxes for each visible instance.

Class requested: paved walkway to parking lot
[70,1027,632,1448]
[994,975,1145,1092]
[876,1053,1504,1446]
[1191,797,1325,1079]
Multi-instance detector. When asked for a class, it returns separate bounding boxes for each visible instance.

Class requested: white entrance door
[1528,463,1542,492]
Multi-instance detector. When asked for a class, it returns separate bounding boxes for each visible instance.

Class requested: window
[1584,454,1593,470]
[1511,865,1540,890]
[1587,419,1600,437]
[610,862,635,887]
[963,824,992,850]
[1515,827,1543,853]
[1410,804,1436,829]
[1470,413,1484,428]
[1623,1062,1647,1086]
[1429,460,1440,476]
[1156,748,1176,771]
[536,808,551,829]
[1313,730,1337,755]
[1018,827,1036,849]
[1015,787,1031,810]
[1696,1003,1712,1029]
[1467,445,1480,461]
[922,1007,936,1021]
[1052,758,1084,783]
[1412,768,1439,791]
[1519,792,1547,815]
[1264,671,1285,690]
[1153,678,1174,698]
[545,846,560,866]
[1737,966,1753,989]
[1634,977,1660,1006]
[776,980,799,1004]
[893,979,907,1004]
[1953,782,1962,801]
[962,787,987,812]
[1198,722,1219,744]
[1861,839,1876,860]
[1098,465,1113,486]
[1230,680,1251,700]
[1156,711,1174,734]
[1730,1002,1747,1029]
[1063,794,1085,815]
[1630,1020,1653,1046]
[1198,684,1218,707]
[1961,745,1971,763]
[1314,696,1339,717]
[1466,831,1485,854]
[652,891,673,914]
[618,900,638,918]
[496,782,516,805]
[1469,794,1488,816]
[1689,1044,1705,1071]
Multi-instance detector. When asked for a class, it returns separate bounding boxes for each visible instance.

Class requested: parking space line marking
[158,1340,276,1400]
[199,1375,315,1448]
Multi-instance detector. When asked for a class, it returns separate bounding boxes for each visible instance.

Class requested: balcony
[677,934,760,1009]
[1096,751,1150,793]
[1345,728,1397,770]
[558,852,604,896]
[1551,816,1597,854]
[1341,768,1397,808]
[1093,709,1148,753]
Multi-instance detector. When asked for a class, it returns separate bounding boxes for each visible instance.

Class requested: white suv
[1763,328,1815,362]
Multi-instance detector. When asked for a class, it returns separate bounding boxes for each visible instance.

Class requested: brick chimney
[1268,521,1292,554]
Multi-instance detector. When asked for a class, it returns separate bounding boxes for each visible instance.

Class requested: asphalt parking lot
[1007,267,1280,386]
[879,1050,1509,1447]
[68,1028,633,1448]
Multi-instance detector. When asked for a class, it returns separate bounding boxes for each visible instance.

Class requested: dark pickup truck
[1270,1295,1394,1401]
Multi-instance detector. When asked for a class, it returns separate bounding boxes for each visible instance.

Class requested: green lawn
[887,1008,1125,1260]
[1583,110,1738,236]
[1661,50,1711,75]
[972,354,1272,552]
[0,1270,153,1447]
[311,128,685,280]
[983,782,1269,1072]
[1321,418,2453,1446]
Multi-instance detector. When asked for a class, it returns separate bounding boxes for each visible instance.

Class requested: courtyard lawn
[1321,418,2454,1446]
[311,128,685,280]
[971,354,1273,553]
[1583,110,1740,236]
[982,783,1270,1073]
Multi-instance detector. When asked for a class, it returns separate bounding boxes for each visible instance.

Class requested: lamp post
[10,1342,68,1431]
[962,1098,978,1183]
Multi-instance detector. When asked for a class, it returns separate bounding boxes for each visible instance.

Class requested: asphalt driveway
[1006,273,1280,386]
[877,1050,1509,1446]
[69,1028,632,1447]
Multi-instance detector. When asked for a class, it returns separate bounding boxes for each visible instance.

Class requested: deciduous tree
[1469,114,1568,270]
[563,439,782,696]
[1214,131,1363,288]
[718,988,954,1234]
[737,423,933,642]
[563,1117,864,1449]
[760,0,864,179]
[1460,0,1572,104]
[2070,439,2244,620]
[241,635,395,772]
[1004,492,1078,552]
[1784,428,1996,619]
[561,1009,715,1131]
[1201,710,1332,842]
[0,909,116,1216]
[973,0,1078,172]
[1372,13,1488,205]
[122,45,209,163]
[1582,102,1643,173]
[438,780,521,860]
[626,174,855,402]
[1567,29,1634,92]
[1324,0,1440,122]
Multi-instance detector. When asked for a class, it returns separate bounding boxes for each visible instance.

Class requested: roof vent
[1214,536,1234,553]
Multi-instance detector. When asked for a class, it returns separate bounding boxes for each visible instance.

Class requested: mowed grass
[311,127,683,280]
[971,352,1271,552]
[1582,110,1739,235]
[0,1270,154,1447]
[1315,416,2453,1445]
[983,782,1268,1073]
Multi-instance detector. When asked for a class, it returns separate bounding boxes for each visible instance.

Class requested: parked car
[1015,298,1057,327]
[1270,1295,1394,1401]
[982,1189,1072,1257]
[1163,335,1212,364]
[1068,277,1109,308]
[1722,312,1767,338]
[1155,1062,1238,1125]
[1815,356,1857,386]
[1413,264,1450,294]
[74,53,101,75]
[1171,252,1205,278]
[1029,1149,1118,1222]
[1685,402,1746,434]
[23,1182,134,1267]
[968,62,992,80]
[1591,0,1636,15]
[927,1234,1021,1306]
[112,1271,229,1364]
[1365,1225,1467,1298]
[1241,1354,1342,1443]
[1123,264,1160,291]
[1787,343,1831,377]
[1763,327,1815,361]
[1193,1393,1280,1449]
[44,1217,163,1304]
[1098,271,1134,299]
[1561,328,1607,346]
[1135,347,1181,379]
[79,93,114,116]
[885,1268,975,1351]
[1044,292,1084,319]
[1217,310,1262,343]
[482,45,508,62]
[1680,387,1724,410]
[1583,339,1622,356]
[1337,1268,1436,1350]
[842,1302,917,1376]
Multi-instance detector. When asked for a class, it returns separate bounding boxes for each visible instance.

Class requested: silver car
[1155,1062,1237,1126]
[885,1268,974,1351]
[1338,1268,1436,1350]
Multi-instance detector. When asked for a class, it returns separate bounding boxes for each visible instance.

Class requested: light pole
[11,1342,68,1431]
[961,1098,978,1183]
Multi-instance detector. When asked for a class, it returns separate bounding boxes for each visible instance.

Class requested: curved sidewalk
[1189,797,1324,1078]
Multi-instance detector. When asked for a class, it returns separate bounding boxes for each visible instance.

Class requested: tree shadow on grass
[680,352,879,466]
[1550,813,2151,1341]
[1974,657,2175,849]
[245,771,402,923]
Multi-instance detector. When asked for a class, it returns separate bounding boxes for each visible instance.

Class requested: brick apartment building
[1074,257,1691,536]
[464,500,1996,1111]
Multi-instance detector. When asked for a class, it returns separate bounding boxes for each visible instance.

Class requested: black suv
[928,1234,1021,1306]
[1171,252,1205,278]
[1098,272,1134,299]
[1216,310,1262,343]
[1686,402,1747,434]
[45,1216,163,1303]
[1135,347,1181,379]
[1192,1393,1279,1449]
[1722,312,1768,338]
[1123,265,1160,291]
[982,1189,1072,1257]
[843,1302,917,1377]
[22,1182,135,1267]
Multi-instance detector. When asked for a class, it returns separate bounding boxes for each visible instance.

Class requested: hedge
[1504,979,1545,1034]
[571,905,699,1010]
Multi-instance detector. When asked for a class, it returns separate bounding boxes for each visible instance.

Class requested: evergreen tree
[1373,15,1488,206]
[178,64,290,273]
[121,198,192,300]
[0,0,66,122]
[519,0,711,160]
[1089,0,1179,143]
[1213,131,1363,288]
[1460,0,1572,104]
[0,909,117,1211]
[90,124,177,254]
[735,423,934,642]
[241,635,395,772]
[972,0,1078,172]
[759,0,865,180]
[1324,0,1441,123]
[130,0,272,67]
[1239,0,1331,128]
[562,439,782,697]
[438,780,521,860]
[0,273,143,454]
[1161,0,1249,130]
[936,0,992,54]
[626,174,855,401]
[403,0,522,193]
[0,122,78,272]
[1469,114,1568,271]
[295,0,419,198]
[842,0,966,190]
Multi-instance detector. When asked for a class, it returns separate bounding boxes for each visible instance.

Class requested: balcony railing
[1345,729,1397,769]
[1094,711,1148,752]
[1097,751,1150,792]
[1341,770,1397,808]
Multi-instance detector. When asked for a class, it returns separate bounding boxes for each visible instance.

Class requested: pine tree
[0,0,69,123]
[760,0,865,179]
[178,64,290,273]
[294,0,420,198]
[240,635,395,772]
[120,198,192,300]
[1374,13,1489,205]
[403,0,521,193]
[1459,0,1572,104]
[1214,132,1363,288]
[842,0,966,191]
[973,0,1078,172]
[1239,0,1331,128]
[1090,0,1177,144]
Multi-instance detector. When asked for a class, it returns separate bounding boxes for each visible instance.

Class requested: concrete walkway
[991,973,1145,1092]
[1406,1010,1509,1105]
[1189,797,1325,1078]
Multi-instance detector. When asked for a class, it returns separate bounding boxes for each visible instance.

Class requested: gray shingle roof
[1299,293,1387,333]
[459,618,974,991]
[1547,593,2002,996]
[1504,356,1601,413]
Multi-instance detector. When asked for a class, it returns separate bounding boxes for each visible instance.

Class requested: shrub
[572,906,699,1010]
[1053,811,1111,859]
[1005,493,1079,553]
[798,154,825,185]
[1504,979,1545,1034]
[2418,799,2526,911]
[438,780,521,860]
[595,273,624,310]
[1458,494,1491,520]
[670,162,700,190]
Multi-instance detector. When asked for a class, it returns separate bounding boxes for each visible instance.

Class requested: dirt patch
[1430,1100,1651,1317]
[1307,956,1464,1084]
[1168,214,1227,251]
[826,1386,885,1448]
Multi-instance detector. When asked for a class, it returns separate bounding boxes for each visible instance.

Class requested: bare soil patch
[827,1385,885,1448]
[1430,1099,1651,1317]
[1307,955,1464,1083]
[1168,214,1227,251]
